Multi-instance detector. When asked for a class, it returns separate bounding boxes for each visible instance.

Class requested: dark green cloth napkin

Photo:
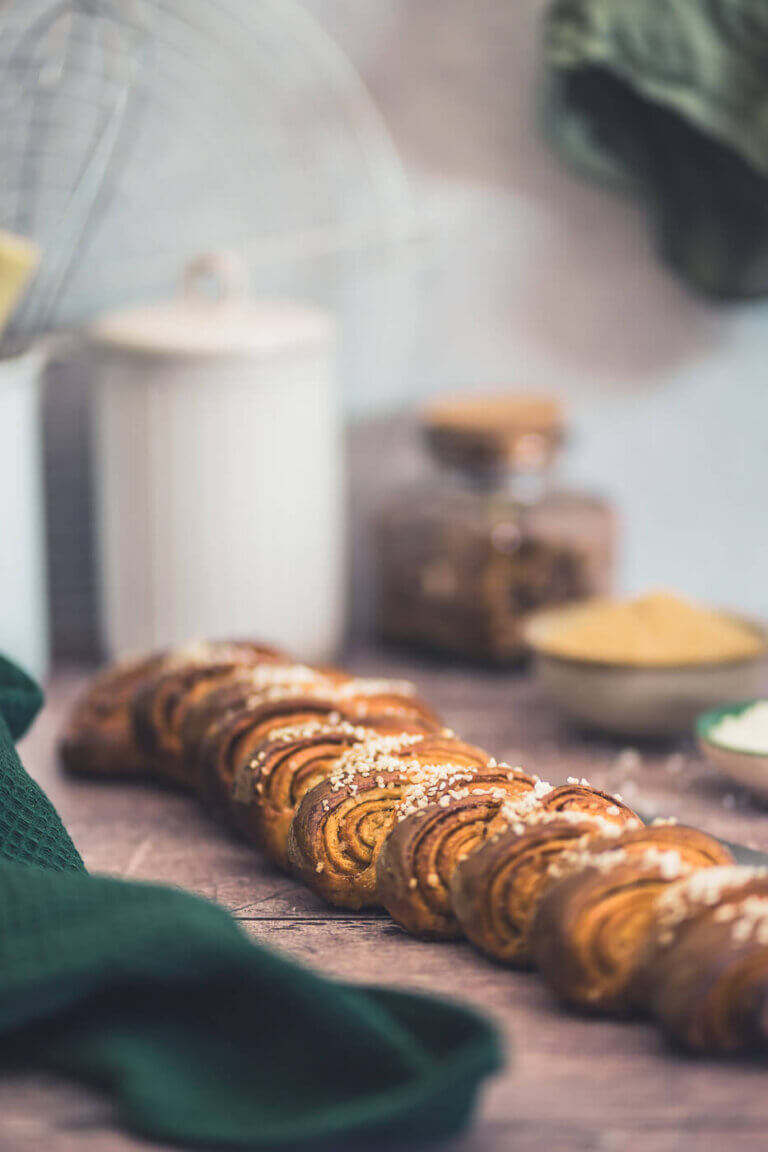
[0,655,502,1148]
[543,0,768,297]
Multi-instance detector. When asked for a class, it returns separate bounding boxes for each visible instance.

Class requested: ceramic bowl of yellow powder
[524,593,768,737]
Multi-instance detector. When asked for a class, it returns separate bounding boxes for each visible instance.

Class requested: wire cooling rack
[0,0,414,327]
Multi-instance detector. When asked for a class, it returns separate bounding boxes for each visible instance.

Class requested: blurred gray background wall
[306,0,767,614]
[313,0,768,622]
[44,0,768,658]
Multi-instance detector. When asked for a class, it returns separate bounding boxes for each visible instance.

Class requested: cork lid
[423,393,564,474]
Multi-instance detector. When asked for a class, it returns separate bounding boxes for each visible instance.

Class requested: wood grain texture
[9,655,768,1152]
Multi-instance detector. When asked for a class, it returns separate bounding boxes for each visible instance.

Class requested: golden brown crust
[130,642,283,786]
[194,697,428,817]
[629,868,768,1051]
[178,664,333,767]
[376,768,540,939]
[230,717,439,869]
[59,651,171,777]
[287,736,491,909]
[486,781,639,842]
[650,916,768,1053]
[648,872,768,1053]
[538,781,638,825]
[450,814,624,967]
[193,678,443,816]
[196,696,350,811]
[530,825,733,1016]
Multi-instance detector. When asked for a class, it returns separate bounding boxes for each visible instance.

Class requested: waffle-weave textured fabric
[0,659,82,872]
[0,655,502,1148]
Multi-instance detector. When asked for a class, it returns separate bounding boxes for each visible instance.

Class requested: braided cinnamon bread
[178,663,335,769]
[536,779,638,825]
[60,650,172,778]
[631,866,768,1052]
[130,641,286,786]
[193,679,441,817]
[287,735,491,909]
[230,717,442,869]
[182,665,437,773]
[530,824,733,1016]
[451,798,640,967]
[64,639,768,1062]
[375,765,539,939]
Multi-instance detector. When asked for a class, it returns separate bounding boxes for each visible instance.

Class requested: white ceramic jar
[0,347,49,679]
[89,252,344,662]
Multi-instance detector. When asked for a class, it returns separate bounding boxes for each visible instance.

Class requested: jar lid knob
[182,250,249,304]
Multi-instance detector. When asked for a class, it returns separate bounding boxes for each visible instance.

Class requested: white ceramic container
[0,347,49,679]
[89,252,344,662]
[697,702,768,798]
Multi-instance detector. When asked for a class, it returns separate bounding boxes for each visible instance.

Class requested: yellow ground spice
[537,592,765,667]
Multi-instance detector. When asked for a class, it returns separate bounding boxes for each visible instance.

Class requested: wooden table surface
[5,652,768,1152]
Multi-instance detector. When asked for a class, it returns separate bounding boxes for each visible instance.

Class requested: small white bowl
[697,702,768,797]
[523,606,768,739]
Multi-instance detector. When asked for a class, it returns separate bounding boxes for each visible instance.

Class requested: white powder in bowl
[710,702,768,755]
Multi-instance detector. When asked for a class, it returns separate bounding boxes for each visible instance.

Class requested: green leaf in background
[543,0,768,298]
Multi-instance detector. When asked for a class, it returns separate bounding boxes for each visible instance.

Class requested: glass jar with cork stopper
[375,393,615,663]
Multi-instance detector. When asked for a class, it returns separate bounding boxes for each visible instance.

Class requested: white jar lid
[90,251,333,357]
